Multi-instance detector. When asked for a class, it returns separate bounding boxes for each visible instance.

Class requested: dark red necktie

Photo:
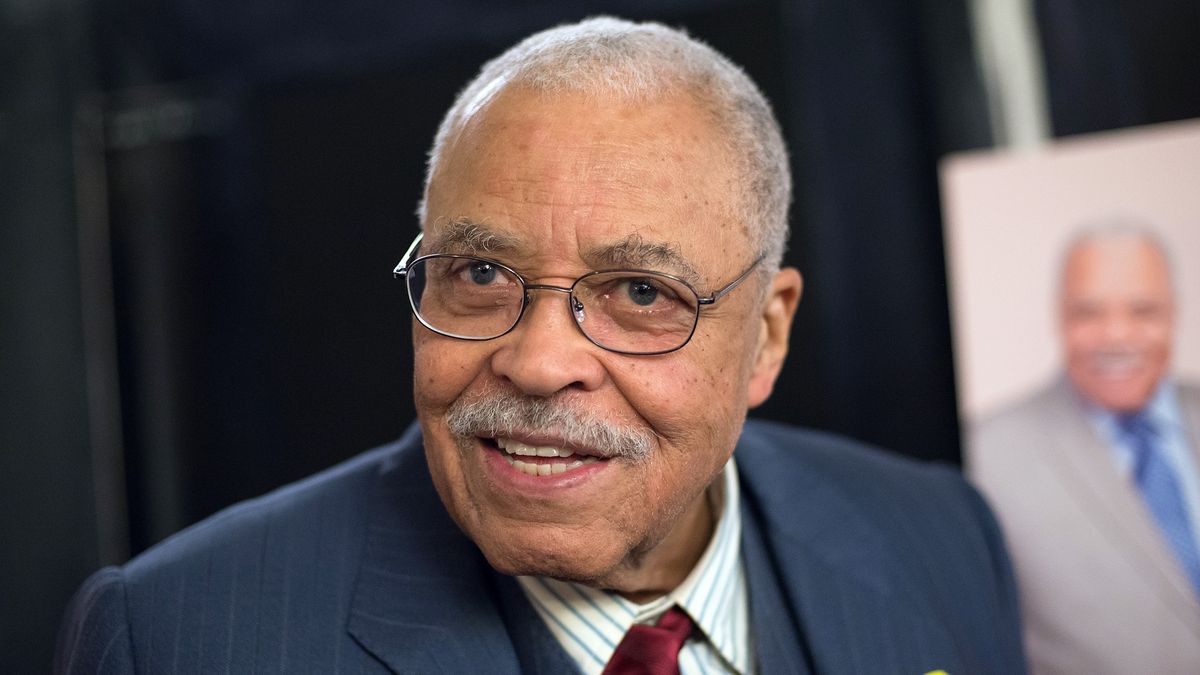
[601,606,696,675]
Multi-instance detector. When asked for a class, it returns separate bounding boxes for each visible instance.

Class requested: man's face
[413,86,797,596]
[1060,237,1175,413]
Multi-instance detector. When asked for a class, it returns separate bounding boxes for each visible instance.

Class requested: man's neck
[607,492,715,603]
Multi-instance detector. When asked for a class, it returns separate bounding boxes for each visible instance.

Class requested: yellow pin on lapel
[924,671,949,675]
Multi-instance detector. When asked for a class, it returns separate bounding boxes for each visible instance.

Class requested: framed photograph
[941,119,1200,423]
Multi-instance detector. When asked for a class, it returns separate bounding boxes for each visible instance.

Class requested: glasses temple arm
[697,255,764,305]
[393,232,426,277]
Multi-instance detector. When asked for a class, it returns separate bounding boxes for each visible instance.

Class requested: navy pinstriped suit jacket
[56,420,1027,673]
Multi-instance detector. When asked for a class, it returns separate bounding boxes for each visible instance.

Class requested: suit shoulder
[736,419,1024,670]
[67,435,422,672]
[737,419,1003,569]
[55,567,134,674]
[1177,379,1200,408]
[970,383,1069,451]
[966,382,1078,484]
[977,384,1062,431]
[738,418,966,494]
[122,436,410,583]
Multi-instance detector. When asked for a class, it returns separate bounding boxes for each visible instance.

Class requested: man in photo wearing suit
[58,17,1025,674]
[970,225,1200,673]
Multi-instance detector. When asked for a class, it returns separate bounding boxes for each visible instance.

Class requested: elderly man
[58,18,1024,674]
[970,226,1200,674]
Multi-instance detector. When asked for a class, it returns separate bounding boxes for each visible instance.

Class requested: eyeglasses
[393,233,762,355]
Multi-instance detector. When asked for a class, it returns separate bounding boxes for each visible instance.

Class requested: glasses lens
[573,272,699,353]
[407,256,524,339]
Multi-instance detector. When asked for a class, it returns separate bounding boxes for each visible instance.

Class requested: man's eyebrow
[426,224,700,283]
[586,235,699,283]
[424,219,523,255]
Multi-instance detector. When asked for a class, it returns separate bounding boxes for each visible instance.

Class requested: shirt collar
[1082,379,1182,439]
[517,458,750,674]
[1080,379,1186,473]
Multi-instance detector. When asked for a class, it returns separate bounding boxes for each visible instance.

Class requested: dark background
[4,0,1198,670]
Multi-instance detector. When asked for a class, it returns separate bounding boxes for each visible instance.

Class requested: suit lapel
[1179,385,1200,473]
[739,496,813,675]
[490,573,582,674]
[345,427,523,674]
[736,432,970,675]
[1040,380,1200,631]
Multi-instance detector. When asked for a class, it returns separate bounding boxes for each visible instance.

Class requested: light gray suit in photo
[969,378,1200,675]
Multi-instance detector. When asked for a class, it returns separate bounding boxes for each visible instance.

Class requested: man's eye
[467,262,498,285]
[1066,303,1101,322]
[626,279,661,306]
[1131,301,1166,320]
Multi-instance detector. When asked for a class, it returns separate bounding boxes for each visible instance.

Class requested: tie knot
[1117,411,1161,484]
[652,606,695,643]
[601,606,696,675]
[1117,411,1156,441]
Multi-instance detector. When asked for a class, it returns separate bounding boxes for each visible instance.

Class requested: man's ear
[746,267,802,408]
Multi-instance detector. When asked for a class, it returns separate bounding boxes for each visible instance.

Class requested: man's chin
[1079,379,1157,413]
[1069,367,1158,412]
[477,537,627,586]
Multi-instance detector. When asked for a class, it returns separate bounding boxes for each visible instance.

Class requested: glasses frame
[393,232,763,355]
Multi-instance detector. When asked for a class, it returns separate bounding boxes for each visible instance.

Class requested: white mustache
[445,390,654,461]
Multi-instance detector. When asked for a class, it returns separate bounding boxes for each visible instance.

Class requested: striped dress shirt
[518,459,751,674]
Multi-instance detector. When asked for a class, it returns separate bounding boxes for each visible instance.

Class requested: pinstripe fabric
[55,441,400,674]
[518,461,749,675]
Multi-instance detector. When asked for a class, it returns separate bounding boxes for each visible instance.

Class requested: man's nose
[1100,311,1136,341]
[488,287,607,397]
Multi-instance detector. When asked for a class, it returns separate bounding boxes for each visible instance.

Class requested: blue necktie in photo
[1120,412,1200,597]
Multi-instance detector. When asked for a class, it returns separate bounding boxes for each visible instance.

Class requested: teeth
[503,455,598,477]
[1089,352,1145,377]
[496,438,575,458]
[494,438,600,477]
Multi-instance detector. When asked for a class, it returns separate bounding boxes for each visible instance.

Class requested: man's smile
[495,437,604,476]
[469,434,618,498]
[1083,350,1148,379]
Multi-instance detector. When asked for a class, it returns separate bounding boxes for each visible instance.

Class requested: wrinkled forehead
[423,86,752,283]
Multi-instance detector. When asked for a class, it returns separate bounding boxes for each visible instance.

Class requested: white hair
[1060,216,1176,290]
[417,16,791,273]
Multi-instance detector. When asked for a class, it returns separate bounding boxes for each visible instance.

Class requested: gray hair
[1059,216,1176,291]
[417,16,791,274]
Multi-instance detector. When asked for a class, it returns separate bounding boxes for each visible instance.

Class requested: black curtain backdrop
[1037,0,1200,136]
[4,0,1199,670]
